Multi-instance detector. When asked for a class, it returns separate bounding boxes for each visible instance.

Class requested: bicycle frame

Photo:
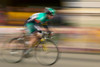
[2,29,59,65]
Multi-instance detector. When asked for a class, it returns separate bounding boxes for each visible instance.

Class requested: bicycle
[1,28,59,66]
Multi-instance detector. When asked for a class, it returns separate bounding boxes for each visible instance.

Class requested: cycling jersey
[25,13,50,34]
[25,13,50,25]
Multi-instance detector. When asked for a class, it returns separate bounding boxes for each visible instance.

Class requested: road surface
[0,53,100,67]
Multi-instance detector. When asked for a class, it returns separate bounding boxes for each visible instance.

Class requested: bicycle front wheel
[35,40,59,66]
[2,38,26,63]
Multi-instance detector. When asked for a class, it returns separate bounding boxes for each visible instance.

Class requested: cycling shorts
[25,22,40,34]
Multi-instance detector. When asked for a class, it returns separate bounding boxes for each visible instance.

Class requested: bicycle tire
[1,38,26,63]
[35,39,59,66]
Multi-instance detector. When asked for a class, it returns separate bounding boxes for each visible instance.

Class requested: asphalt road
[0,52,100,67]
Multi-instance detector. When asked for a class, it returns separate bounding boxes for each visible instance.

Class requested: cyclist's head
[45,7,56,16]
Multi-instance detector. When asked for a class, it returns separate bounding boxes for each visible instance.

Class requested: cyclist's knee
[30,32,41,38]
[36,32,42,38]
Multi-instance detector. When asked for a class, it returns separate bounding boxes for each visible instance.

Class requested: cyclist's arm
[42,22,51,32]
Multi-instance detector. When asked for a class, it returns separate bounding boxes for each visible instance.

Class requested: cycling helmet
[45,7,56,16]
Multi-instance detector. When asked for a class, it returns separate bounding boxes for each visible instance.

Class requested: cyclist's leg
[25,22,42,47]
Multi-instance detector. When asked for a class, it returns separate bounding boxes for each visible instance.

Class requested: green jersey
[26,13,50,25]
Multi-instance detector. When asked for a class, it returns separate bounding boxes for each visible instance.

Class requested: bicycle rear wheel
[2,38,26,63]
[35,40,59,66]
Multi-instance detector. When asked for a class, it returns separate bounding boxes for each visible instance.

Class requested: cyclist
[25,7,56,47]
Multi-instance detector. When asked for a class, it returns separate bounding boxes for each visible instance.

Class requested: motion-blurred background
[0,0,100,53]
[1,1,100,67]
